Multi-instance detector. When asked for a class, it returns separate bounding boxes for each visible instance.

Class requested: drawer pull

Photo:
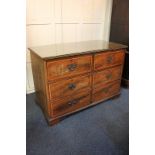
[68,99,79,106]
[107,56,113,63]
[68,83,76,90]
[102,87,109,93]
[106,73,112,79]
[67,64,77,71]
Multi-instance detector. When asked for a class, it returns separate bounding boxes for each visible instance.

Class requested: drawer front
[93,66,122,87]
[92,81,121,103]
[94,51,125,71]
[52,93,91,117]
[48,74,91,100]
[47,55,92,81]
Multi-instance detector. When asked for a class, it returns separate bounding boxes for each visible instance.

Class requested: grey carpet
[26,88,129,155]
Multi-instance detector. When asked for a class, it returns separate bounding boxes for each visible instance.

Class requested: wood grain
[30,44,126,125]
[93,65,123,87]
[30,51,51,118]
[48,74,91,100]
[94,50,125,71]
[47,55,92,81]
[92,80,121,103]
[52,92,91,117]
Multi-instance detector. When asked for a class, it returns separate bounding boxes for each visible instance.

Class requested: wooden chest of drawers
[29,40,127,125]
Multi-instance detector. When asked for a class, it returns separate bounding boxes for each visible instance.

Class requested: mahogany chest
[29,40,127,125]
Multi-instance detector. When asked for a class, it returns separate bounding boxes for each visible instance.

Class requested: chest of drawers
[29,40,127,125]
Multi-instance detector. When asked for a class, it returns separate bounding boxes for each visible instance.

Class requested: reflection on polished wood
[29,40,127,60]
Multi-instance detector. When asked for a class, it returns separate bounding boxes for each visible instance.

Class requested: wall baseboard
[26,89,35,94]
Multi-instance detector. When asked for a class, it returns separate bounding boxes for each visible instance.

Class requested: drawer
[94,50,125,71]
[52,92,91,117]
[48,74,91,100]
[47,55,92,81]
[93,66,122,87]
[92,81,121,103]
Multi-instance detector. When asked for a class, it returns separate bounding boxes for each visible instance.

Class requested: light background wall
[26,0,113,94]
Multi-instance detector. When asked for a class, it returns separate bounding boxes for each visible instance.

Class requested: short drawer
[92,80,121,103]
[94,50,125,71]
[93,66,123,87]
[48,74,91,100]
[47,55,92,81]
[51,92,91,117]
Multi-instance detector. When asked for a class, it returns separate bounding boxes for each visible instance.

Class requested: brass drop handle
[102,87,109,93]
[68,83,76,90]
[106,73,112,79]
[68,99,79,106]
[67,64,77,71]
[107,56,113,63]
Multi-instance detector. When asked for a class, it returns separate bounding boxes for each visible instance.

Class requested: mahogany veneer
[29,40,127,125]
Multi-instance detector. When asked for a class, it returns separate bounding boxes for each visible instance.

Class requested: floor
[26,88,129,155]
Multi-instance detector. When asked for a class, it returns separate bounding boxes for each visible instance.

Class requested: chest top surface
[29,40,127,60]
